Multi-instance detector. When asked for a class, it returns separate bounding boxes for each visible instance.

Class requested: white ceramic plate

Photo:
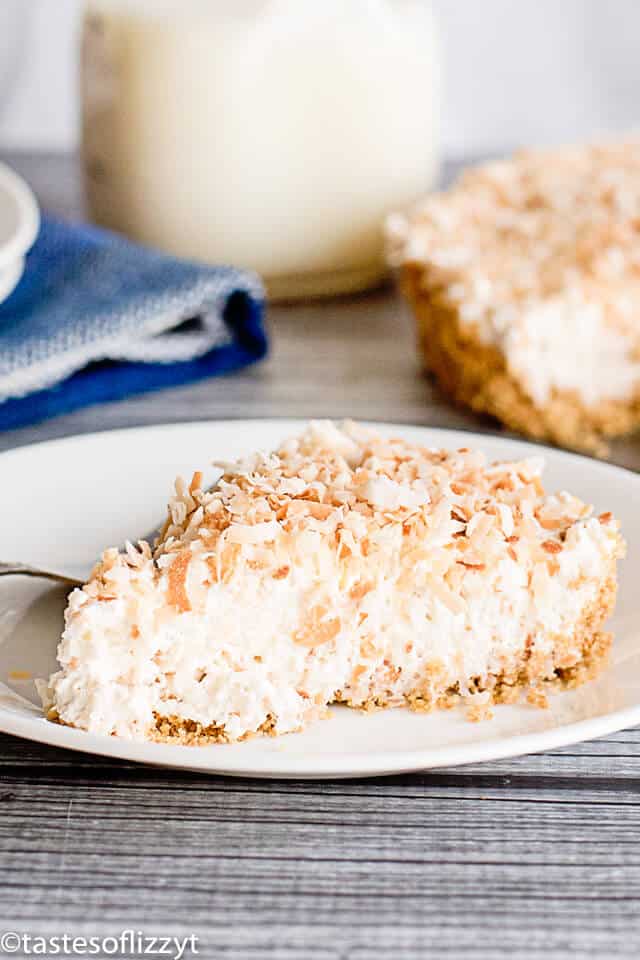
[1,420,639,779]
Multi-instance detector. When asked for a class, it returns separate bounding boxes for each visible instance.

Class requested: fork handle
[0,562,82,588]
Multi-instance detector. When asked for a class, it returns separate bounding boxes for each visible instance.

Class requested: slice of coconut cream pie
[39,421,624,743]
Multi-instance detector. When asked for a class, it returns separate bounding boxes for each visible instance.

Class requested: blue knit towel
[0,215,268,430]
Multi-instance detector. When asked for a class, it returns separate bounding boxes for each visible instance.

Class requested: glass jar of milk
[81,0,440,299]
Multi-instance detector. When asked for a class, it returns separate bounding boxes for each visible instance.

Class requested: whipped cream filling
[483,293,640,408]
[42,518,616,742]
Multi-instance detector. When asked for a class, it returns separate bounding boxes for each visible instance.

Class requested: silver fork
[0,562,83,589]
[0,523,164,590]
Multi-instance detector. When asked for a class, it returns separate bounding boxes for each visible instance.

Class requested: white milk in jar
[82,0,440,298]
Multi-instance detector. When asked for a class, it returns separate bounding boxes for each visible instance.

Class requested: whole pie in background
[388,141,640,455]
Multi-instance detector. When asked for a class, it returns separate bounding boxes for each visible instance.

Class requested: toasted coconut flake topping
[75,422,622,637]
[387,140,640,342]
[145,420,620,596]
[166,550,192,613]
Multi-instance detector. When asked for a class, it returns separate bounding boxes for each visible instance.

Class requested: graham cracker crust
[401,265,640,455]
[149,576,616,745]
[149,713,279,746]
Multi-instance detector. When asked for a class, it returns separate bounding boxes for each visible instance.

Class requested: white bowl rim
[0,161,39,269]
[0,254,24,305]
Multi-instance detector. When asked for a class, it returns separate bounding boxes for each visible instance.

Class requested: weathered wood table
[1,154,639,960]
